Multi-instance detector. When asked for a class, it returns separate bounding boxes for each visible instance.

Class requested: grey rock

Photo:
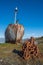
[5,24,24,43]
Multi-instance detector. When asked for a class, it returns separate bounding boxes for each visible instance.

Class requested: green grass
[37,43,43,64]
[0,43,22,58]
[0,43,43,65]
[38,43,43,53]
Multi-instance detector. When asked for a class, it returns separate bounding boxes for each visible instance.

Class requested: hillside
[36,36,43,40]
[0,43,43,65]
[35,36,43,44]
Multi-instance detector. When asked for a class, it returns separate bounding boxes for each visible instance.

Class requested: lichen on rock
[5,24,24,43]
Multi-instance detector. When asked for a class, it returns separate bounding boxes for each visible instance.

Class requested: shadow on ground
[12,49,23,57]
[12,49,43,65]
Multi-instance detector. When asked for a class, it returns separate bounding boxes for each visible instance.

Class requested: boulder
[5,24,24,43]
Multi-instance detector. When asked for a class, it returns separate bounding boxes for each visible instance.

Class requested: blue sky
[0,0,43,38]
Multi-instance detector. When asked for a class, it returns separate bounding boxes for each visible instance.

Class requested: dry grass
[0,43,43,65]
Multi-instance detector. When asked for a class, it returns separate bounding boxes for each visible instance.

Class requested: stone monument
[5,7,24,43]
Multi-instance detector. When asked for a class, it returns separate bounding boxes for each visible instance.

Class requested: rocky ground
[0,56,43,65]
[0,43,43,65]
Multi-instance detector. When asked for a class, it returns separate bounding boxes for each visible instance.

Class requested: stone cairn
[22,37,39,60]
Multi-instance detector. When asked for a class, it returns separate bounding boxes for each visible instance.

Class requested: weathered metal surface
[5,24,24,43]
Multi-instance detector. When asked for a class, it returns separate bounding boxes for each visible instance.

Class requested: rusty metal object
[22,37,39,60]
[5,24,24,43]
